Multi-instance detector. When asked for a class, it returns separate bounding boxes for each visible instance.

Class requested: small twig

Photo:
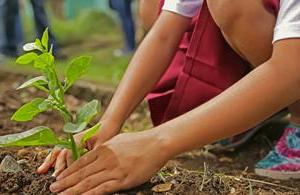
[247,177,253,195]
[199,162,208,191]
[239,176,296,192]
[241,167,249,177]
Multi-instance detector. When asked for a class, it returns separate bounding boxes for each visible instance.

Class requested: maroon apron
[147,0,280,126]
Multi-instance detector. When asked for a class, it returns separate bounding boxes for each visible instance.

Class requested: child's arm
[50,39,300,195]
[98,11,191,142]
[139,0,160,31]
[159,39,300,156]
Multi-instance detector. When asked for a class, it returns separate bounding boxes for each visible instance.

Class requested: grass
[1,8,131,86]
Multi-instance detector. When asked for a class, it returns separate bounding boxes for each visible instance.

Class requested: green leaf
[0,126,63,147]
[34,39,43,50]
[16,52,38,65]
[65,56,91,88]
[17,76,48,90]
[81,123,101,145]
[47,70,58,93]
[63,122,87,134]
[11,98,46,122]
[41,28,49,51]
[76,100,100,124]
[34,53,54,70]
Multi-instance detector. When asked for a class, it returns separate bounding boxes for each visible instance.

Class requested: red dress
[147,0,280,126]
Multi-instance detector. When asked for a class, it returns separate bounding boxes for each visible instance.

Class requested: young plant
[0,29,100,160]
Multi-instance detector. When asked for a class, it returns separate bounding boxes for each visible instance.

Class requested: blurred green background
[0,0,133,86]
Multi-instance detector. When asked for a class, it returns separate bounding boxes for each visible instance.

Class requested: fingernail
[37,167,44,174]
[51,171,57,177]
[50,184,58,192]
[37,165,43,171]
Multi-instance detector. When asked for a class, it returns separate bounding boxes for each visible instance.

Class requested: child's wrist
[97,118,123,140]
[150,126,180,159]
[101,110,126,129]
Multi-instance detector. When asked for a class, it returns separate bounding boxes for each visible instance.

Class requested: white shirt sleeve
[273,0,300,43]
[162,0,203,18]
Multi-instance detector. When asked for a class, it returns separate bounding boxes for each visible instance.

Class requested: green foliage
[16,52,38,65]
[81,123,101,145]
[16,76,48,90]
[0,127,64,147]
[63,122,87,134]
[76,100,99,124]
[34,53,54,70]
[11,98,48,122]
[41,28,49,51]
[65,56,91,89]
[0,29,101,160]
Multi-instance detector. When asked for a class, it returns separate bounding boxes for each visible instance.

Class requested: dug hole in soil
[0,71,299,195]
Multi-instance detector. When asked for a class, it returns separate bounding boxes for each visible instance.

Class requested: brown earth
[0,71,300,195]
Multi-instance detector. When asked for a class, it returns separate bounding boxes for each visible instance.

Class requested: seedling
[0,29,100,160]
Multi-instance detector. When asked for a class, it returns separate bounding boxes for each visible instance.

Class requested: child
[39,0,300,194]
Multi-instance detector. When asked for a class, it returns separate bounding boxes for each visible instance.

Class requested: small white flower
[23,43,41,52]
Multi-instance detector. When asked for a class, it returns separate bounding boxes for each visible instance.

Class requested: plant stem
[69,133,79,160]
[53,100,80,161]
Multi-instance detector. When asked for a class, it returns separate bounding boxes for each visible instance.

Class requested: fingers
[66,151,73,167]
[52,170,112,194]
[50,160,106,192]
[37,148,61,174]
[83,180,122,195]
[53,150,68,177]
[56,149,98,180]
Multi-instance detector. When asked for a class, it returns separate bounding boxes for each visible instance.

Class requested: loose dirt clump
[0,149,55,195]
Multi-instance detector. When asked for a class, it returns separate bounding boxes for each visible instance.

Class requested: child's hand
[49,130,170,194]
[37,121,121,176]
[37,131,86,177]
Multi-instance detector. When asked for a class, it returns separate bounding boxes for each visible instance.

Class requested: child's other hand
[49,130,170,194]
[37,131,85,177]
[37,121,121,176]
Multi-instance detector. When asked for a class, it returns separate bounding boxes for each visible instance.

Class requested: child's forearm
[157,40,300,156]
[101,12,190,133]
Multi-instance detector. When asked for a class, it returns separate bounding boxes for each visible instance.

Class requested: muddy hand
[49,130,170,195]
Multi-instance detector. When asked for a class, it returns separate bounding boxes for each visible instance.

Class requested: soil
[0,71,300,195]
